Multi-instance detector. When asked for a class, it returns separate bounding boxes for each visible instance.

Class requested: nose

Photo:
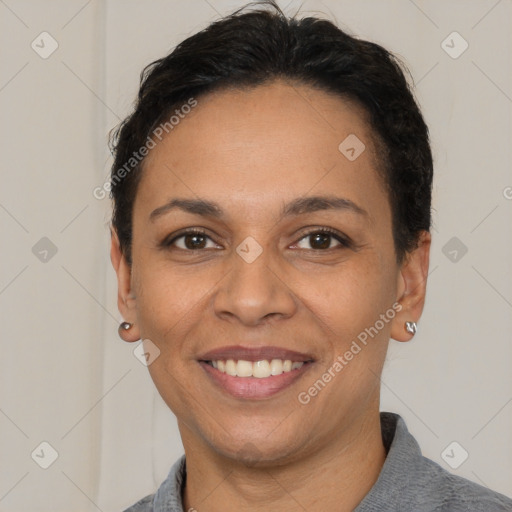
[213,246,298,327]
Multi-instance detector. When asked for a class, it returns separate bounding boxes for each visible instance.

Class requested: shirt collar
[354,412,424,510]
[153,453,186,512]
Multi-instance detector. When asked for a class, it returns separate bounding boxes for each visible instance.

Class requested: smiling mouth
[202,358,313,378]
[197,345,315,398]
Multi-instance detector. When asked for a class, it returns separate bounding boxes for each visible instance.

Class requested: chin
[208,431,304,469]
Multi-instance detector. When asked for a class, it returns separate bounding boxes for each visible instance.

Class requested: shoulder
[122,493,155,512]
[363,413,512,512]
[414,456,512,511]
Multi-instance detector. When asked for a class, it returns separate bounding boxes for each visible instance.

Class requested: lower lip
[199,361,313,399]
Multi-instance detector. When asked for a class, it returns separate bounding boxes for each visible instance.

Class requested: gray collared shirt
[124,412,512,511]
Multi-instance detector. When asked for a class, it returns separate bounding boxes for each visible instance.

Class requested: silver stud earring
[119,321,133,331]
[118,321,138,342]
[405,321,417,335]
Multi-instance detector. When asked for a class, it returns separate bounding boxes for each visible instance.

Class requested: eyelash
[294,227,352,250]
[161,226,353,252]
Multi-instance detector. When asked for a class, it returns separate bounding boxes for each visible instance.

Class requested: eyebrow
[149,195,369,222]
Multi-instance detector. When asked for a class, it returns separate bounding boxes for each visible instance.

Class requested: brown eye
[308,233,332,250]
[181,233,208,250]
[295,229,350,251]
[164,229,219,251]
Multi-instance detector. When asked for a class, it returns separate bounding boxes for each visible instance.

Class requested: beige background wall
[1,0,511,510]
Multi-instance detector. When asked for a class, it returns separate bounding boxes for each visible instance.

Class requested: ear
[390,230,431,342]
[110,228,140,342]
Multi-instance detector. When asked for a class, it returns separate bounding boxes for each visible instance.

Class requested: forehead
[135,80,388,224]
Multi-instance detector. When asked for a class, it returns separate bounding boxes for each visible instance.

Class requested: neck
[181,410,387,512]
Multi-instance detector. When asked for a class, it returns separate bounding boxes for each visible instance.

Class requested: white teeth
[253,360,271,378]
[225,359,237,376]
[270,359,283,375]
[236,360,253,377]
[209,358,305,377]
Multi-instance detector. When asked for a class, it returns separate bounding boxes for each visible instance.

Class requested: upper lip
[198,345,315,363]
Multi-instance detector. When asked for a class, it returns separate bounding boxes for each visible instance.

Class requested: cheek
[310,254,396,331]
[308,263,394,390]
[131,257,207,340]
[132,262,210,413]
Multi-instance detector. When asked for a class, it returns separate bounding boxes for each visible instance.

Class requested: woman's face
[113,80,429,465]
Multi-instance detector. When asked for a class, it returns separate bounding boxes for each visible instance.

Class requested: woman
[110,2,512,510]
